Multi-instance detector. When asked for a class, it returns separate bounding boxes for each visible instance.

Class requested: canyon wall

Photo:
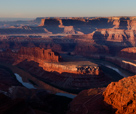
[0,47,61,63]
[119,47,136,60]
[74,44,109,56]
[18,47,61,62]
[101,47,136,74]
[105,56,136,74]
[39,17,136,30]
[2,16,136,56]
[1,17,136,39]
[38,17,136,48]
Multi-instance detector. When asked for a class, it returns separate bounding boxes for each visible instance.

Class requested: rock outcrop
[119,47,136,60]
[18,47,61,62]
[103,75,136,114]
[77,65,102,75]
[0,47,61,63]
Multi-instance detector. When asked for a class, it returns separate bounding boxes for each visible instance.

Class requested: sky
[0,0,136,18]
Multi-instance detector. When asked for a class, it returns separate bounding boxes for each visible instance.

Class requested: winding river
[56,93,76,99]
[14,73,36,89]
[0,58,134,97]
[90,58,134,78]
[102,64,128,77]
[14,73,76,99]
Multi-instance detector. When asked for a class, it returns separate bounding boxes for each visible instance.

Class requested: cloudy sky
[0,0,135,18]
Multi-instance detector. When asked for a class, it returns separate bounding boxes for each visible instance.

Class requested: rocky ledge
[68,75,136,114]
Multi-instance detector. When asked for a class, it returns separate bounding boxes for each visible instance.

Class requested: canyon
[0,16,136,114]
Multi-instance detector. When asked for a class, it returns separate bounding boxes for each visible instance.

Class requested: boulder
[103,75,136,114]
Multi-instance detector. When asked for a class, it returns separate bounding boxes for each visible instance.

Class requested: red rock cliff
[103,75,136,114]
[0,47,61,63]
[18,47,61,62]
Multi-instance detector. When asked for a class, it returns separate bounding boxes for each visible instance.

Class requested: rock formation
[39,17,134,29]
[18,47,61,62]
[119,47,136,60]
[0,47,61,63]
[103,75,136,114]
[2,16,136,57]
[77,65,102,75]
[1,16,136,39]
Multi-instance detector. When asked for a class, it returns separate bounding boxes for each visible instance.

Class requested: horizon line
[1,15,136,18]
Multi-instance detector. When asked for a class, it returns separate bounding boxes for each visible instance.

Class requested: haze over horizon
[0,0,136,18]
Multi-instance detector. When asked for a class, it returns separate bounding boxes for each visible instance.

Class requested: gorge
[0,16,136,114]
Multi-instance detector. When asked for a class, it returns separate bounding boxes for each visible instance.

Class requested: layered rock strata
[0,47,61,63]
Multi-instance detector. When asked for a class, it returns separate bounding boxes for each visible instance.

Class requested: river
[14,73,36,89]
[89,58,134,78]
[14,73,76,98]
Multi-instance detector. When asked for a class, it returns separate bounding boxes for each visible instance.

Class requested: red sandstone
[103,75,136,114]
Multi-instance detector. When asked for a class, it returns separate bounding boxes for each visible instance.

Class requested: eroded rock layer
[103,75,136,114]
[18,47,61,62]
[0,47,61,63]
